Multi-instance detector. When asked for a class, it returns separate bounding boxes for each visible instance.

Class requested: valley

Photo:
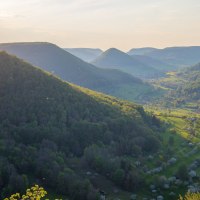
[1,46,200,200]
[46,107,200,200]
[2,1,200,199]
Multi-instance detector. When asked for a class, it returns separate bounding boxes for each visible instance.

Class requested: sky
[0,0,200,51]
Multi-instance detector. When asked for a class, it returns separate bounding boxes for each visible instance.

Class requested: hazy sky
[0,0,200,50]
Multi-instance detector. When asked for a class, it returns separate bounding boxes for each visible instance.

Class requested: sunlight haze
[0,0,200,50]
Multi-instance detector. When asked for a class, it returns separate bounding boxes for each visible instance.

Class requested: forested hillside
[176,63,200,101]
[152,63,200,109]
[0,42,161,103]
[0,52,162,199]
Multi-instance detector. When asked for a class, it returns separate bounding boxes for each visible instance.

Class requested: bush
[4,185,47,200]
[179,192,200,200]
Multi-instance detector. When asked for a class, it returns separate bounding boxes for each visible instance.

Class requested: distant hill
[64,48,103,62]
[131,55,176,72]
[127,47,158,56]
[146,46,200,67]
[0,52,161,198]
[0,42,106,89]
[0,42,161,103]
[92,48,164,79]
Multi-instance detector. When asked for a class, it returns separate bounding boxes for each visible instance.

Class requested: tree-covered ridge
[0,52,162,199]
[0,42,160,103]
[176,63,200,101]
[151,63,200,108]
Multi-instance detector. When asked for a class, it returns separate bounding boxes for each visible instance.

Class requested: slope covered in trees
[174,63,200,102]
[0,42,160,103]
[152,63,200,108]
[0,52,162,199]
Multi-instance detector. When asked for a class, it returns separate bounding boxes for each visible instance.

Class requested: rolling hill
[64,48,103,62]
[131,55,176,72]
[0,52,162,199]
[127,47,158,56]
[145,46,200,68]
[92,48,164,79]
[0,42,160,103]
[1,52,199,200]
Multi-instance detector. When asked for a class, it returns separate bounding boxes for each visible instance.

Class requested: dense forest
[175,63,200,101]
[152,62,200,108]
[0,52,162,199]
